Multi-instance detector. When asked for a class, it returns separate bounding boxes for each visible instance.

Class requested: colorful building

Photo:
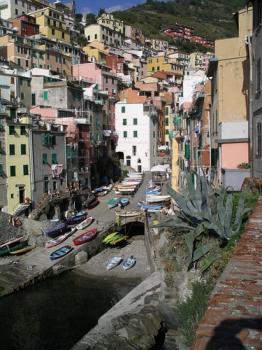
[4,113,32,214]
[147,55,184,77]
[207,6,252,188]
[11,14,39,36]
[29,6,71,44]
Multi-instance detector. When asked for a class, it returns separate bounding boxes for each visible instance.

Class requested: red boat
[73,228,98,246]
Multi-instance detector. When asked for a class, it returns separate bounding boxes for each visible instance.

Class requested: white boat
[76,216,94,230]
[115,210,141,217]
[106,256,123,270]
[146,195,171,203]
[123,256,136,270]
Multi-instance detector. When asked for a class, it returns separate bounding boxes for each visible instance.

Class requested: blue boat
[137,202,163,211]
[66,212,87,225]
[50,245,74,260]
[42,222,68,238]
[119,197,129,207]
[145,189,161,195]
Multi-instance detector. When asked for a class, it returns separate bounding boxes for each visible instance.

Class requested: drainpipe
[247,34,253,176]
[29,128,35,202]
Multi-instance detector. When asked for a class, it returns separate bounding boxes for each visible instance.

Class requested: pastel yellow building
[29,7,70,44]
[83,41,109,64]
[97,13,124,35]
[5,116,31,214]
[147,55,184,76]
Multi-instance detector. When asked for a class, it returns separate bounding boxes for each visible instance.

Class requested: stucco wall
[221,143,249,169]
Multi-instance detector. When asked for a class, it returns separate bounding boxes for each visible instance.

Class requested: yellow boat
[109,236,128,246]
[10,246,34,255]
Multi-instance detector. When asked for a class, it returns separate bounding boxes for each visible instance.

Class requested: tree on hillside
[98,8,106,17]
[86,13,96,25]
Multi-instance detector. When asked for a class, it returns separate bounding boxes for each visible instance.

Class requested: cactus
[154,172,251,269]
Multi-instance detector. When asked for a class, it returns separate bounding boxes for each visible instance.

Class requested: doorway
[19,186,25,204]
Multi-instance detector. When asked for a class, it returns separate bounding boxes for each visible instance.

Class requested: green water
[0,272,138,350]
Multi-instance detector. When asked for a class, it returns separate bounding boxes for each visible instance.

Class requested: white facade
[84,24,123,48]
[219,121,248,141]
[115,102,158,172]
[182,70,206,103]
[0,0,47,20]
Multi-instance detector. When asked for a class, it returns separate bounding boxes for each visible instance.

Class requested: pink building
[73,63,118,95]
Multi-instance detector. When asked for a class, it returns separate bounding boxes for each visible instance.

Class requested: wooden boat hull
[102,232,119,244]
[10,246,34,255]
[66,213,87,225]
[106,256,123,270]
[50,245,74,260]
[73,228,98,246]
[123,257,136,270]
[42,223,68,238]
[109,235,128,246]
[76,216,94,230]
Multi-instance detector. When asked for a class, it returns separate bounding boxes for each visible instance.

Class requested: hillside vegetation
[113,0,245,41]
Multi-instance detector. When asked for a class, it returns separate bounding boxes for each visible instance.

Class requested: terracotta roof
[118,88,148,104]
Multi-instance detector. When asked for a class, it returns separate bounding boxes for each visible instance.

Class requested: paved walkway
[193,197,262,350]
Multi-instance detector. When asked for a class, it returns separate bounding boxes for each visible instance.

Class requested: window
[152,67,155,72]
[133,118,137,125]
[157,66,160,71]
[94,34,97,39]
[62,32,64,39]
[123,131,127,138]
[165,117,169,126]
[9,126,15,135]
[52,153,57,164]
[21,144,26,155]
[122,119,127,125]
[21,92,24,100]
[23,164,29,175]
[121,106,125,113]
[32,93,36,105]
[52,29,55,35]
[153,131,155,138]
[165,107,169,116]
[257,122,262,158]
[15,9,18,15]
[133,131,138,138]
[17,58,21,66]
[126,156,131,166]
[43,91,48,100]
[11,77,14,84]
[165,129,169,135]
[42,153,48,164]
[9,144,15,155]
[10,166,16,177]
[132,145,136,156]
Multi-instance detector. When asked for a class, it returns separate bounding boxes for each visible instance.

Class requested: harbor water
[0,271,139,350]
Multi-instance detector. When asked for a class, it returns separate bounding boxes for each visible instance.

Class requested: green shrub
[176,281,213,347]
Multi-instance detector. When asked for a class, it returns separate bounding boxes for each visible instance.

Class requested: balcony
[0,0,8,9]
[75,117,91,125]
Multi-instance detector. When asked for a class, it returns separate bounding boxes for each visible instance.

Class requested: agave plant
[154,172,251,269]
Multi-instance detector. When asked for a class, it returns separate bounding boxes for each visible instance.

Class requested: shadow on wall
[205,317,262,350]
